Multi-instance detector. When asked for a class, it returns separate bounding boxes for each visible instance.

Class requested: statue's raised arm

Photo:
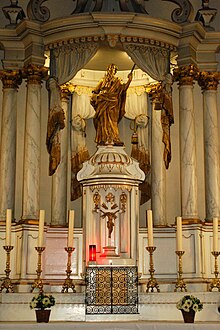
[90,63,133,146]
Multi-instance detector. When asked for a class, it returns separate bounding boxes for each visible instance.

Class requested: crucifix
[93,191,127,241]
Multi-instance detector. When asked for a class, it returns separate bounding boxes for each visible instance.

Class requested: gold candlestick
[209,251,220,291]
[174,250,187,292]
[0,246,14,293]
[61,247,76,293]
[146,246,160,292]
[31,247,45,293]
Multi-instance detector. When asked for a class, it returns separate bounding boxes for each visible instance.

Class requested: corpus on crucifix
[93,192,127,240]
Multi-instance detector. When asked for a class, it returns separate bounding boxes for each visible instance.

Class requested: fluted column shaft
[51,88,70,226]
[150,89,166,226]
[22,65,47,220]
[198,72,220,221]
[174,65,199,221]
[0,70,22,219]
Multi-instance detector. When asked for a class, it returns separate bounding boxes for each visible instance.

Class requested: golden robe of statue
[91,64,132,145]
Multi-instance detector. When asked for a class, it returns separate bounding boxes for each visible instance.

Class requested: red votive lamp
[89,245,96,262]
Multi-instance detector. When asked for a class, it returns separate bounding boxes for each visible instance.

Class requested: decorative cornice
[89,185,133,192]
[198,71,220,91]
[22,64,48,84]
[0,69,22,88]
[45,35,104,50]
[173,64,199,85]
[45,35,176,52]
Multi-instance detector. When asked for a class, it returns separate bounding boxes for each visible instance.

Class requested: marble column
[51,87,70,226]
[22,65,48,220]
[149,88,166,226]
[0,70,22,220]
[174,65,199,222]
[198,72,220,221]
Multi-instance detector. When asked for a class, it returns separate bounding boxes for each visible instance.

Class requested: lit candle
[38,210,45,247]
[147,210,154,247]
[68,210,74,247]
[5,209,12,246]
[176,216,182,251]
[213,217,219,252]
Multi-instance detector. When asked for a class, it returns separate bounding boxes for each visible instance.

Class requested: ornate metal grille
[85,266,138,314]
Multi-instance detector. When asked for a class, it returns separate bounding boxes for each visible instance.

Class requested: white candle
[176,216,183,251]
[5,209,12,246]
[68,210,74,247]
[38,210,45,247]
[147,210,154,247]
[213,217,219,252]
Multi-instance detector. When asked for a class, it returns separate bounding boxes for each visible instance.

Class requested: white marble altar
[0,291,219,323]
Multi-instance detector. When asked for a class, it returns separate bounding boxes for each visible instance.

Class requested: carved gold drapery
[148,76,174,170]
[46,76,65,176]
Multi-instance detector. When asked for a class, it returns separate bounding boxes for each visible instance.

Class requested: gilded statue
[90,63,133,145]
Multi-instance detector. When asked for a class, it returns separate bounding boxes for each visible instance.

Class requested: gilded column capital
[60,84,72,100]
[0,69,22,89]
[146,82,161,103]
[198,72,220,91]
[22,64,48,84]
[173,65,199,86]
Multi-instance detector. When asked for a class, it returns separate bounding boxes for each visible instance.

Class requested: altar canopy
[48,40,173,201]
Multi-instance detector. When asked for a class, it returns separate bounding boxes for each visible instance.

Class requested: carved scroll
[27,0,50,22]
[162,0,193,23]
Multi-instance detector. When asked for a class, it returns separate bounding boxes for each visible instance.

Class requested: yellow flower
[193,304,199,312]
[182,303,190,312]
[185,299,193,308]
[30,301,37,309]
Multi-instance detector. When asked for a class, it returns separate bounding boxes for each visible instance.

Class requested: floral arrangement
[176,295,203,313]
[30,293,55,310]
